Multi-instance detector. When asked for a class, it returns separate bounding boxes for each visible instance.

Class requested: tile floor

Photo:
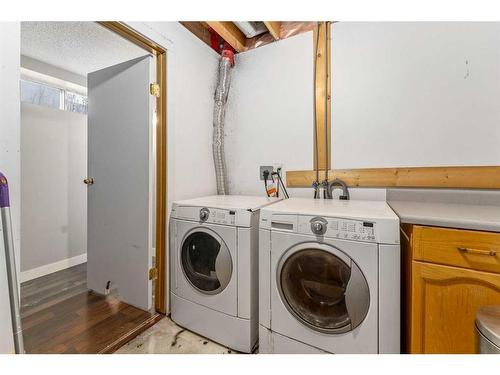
[115,317,235,354]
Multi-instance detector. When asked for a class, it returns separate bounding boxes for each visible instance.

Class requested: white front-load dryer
[174,220,237,316]
[259,198,400,354]
[170,195,280,353]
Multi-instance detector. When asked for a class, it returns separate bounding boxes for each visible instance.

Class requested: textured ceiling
[21,22,148,76]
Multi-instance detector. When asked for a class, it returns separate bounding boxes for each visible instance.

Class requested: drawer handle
[457,247,497,257]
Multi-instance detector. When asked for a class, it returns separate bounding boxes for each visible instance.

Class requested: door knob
[84,178,94,185]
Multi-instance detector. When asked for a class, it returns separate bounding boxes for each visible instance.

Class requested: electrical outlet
[260,166,273,180]
[273,164,283,174]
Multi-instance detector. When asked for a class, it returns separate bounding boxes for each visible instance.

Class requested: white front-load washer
[258,198,400,354]
[170,195,280,353]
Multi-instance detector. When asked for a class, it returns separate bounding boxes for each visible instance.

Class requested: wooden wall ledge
[286,166,500,189]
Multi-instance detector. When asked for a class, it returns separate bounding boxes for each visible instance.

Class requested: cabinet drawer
[413,225,500,274]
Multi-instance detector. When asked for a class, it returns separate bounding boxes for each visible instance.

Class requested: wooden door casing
[411,261,500,353]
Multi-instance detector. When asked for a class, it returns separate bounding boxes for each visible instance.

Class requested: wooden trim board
[313,22,331,172]
[286,166,500,189]
[154,51,167,314]
[98,22,166,55]
[100,313,164,354]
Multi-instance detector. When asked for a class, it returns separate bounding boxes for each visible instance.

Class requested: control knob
[310,217,328,235]
[199,208,210,222]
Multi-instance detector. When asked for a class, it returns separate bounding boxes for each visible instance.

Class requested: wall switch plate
[260,166,274,180]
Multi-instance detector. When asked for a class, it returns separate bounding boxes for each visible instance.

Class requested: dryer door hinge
[149,83,160,97]
[149,267,158,280]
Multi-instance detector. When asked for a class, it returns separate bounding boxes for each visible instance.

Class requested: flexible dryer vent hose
[213,52,233,195]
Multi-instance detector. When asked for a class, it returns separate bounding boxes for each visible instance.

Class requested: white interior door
[87,55,155,311]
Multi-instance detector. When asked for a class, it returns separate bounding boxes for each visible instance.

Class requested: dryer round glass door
[277,242,370,334]
[180,228,232,295]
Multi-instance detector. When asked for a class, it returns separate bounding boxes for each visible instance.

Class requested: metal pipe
[213,52,233,195]
[327,178,350,200]
[0,172,24,354]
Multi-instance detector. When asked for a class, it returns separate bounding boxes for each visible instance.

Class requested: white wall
[226,22,500,200]
[21,103,87,276]
[127,22,219,208]
[224,31,386,200]
[0,22,21,286]
[68,110,87,265]
[331,22,500,169]
[225,31,314,198]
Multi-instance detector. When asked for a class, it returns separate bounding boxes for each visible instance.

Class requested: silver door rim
[180,226,233,295]
[276,241,370,334]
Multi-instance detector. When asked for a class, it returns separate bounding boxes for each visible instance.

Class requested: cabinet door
[411,261,500,353]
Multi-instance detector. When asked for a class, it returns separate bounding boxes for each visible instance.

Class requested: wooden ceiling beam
[205,21,246,53]
[264,21,281,40]
[179,22,212,49]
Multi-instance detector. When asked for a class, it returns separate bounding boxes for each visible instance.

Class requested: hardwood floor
[21,263,161,354]
[21,263,88,319]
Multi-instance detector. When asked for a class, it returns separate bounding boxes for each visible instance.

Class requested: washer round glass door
[278,242,370,334]
[181,228,232,295]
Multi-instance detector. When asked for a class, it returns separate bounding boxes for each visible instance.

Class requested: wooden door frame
[98,22,167,314]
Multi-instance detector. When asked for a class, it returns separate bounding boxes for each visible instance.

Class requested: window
[20,80,61,110]
[20,79,88,115]
[65,91,88,114]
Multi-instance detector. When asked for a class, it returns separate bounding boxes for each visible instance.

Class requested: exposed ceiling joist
[206,21,246,52]
[180,21,315,54]
[264,21,281,40]
[180,22,212,48]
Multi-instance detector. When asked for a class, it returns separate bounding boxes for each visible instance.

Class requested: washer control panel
[299,215,376,242]
[200,207,236,225]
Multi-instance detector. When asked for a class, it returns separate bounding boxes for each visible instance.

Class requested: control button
[199,208,210,222]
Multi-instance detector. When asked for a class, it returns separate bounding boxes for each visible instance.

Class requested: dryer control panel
[202,207,236,225]
[298,215,377,242]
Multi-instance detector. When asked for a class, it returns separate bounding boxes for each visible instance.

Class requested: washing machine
[170,195,280,353]
[258,198,400,354]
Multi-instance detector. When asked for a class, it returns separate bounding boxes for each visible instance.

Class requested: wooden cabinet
[404,225,500,354]
[412,226,500,274]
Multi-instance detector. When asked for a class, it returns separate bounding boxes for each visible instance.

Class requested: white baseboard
[20,253,87,283]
